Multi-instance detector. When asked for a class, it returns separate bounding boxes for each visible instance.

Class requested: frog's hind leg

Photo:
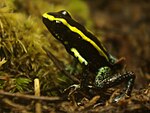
[95,67,135,102]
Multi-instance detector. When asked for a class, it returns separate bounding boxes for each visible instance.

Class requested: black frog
[42,10,135,102]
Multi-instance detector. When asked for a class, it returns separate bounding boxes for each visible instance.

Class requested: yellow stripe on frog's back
[43,13,109,61]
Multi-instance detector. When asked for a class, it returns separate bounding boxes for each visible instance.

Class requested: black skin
[42,10,135,101]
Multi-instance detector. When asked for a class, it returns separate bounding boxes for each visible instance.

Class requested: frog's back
[64,29,112,72]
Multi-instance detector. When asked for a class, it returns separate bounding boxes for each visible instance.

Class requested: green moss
[0,0,93,95]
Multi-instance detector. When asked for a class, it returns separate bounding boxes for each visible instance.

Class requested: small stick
[34,78,42,113]
[2,98,29,110]
[0,90,61,102]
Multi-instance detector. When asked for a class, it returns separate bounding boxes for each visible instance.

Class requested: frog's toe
[111,93,129,103]
[65,84,80,91]
[64,84,80,94]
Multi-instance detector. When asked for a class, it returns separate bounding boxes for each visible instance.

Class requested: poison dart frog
[42,10,135,102]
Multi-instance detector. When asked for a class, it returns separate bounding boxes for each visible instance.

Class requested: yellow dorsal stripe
[43,13,109,61]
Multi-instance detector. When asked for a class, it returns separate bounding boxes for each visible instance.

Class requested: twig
[42,46,80,83]
[34,78,40,97]
[0,90,62,102]
[79,96,100,111]
[34,78,42,113]
[2,98,29,111]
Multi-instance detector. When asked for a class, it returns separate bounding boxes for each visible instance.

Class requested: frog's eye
[59,10,71,18]
[61,10,68,15]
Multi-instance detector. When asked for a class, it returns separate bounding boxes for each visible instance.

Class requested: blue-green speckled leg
[95,67,135,102]
[95,66,112,86]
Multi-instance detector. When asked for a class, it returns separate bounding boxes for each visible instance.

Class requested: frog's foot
[112,93,126,102]
[64,84,80,91]
[110,91,130,103]
[64,84,81,97]
[64,84,94,98]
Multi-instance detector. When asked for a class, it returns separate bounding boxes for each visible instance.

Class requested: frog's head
[42,10,72,42]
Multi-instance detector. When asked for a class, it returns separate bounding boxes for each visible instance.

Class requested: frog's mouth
[42,18,57,37]
[42,17,53,30]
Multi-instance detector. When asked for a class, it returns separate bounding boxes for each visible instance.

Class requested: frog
[42,10,135,102]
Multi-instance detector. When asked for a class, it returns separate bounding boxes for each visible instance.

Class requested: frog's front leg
[64,68,92,95]
[95,67,135,102]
